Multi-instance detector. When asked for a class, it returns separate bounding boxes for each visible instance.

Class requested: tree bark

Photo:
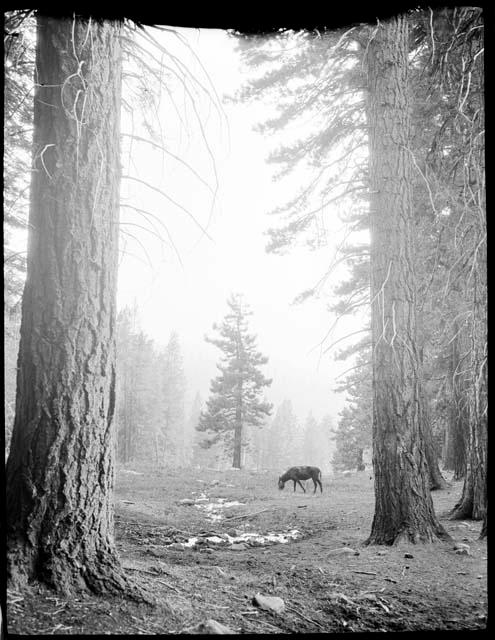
[450,372,487,521]
[364,16,450,545]
[233,403,243,469]
[479,511,487,539]
[233,317,243,469]
[443,321,468,479]
[422,403,448,490]
[6,16,136,596]
[450,313,487,520]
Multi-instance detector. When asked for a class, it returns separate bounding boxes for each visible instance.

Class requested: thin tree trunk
[479,511,487,539]
[355,448,364,471]
[422,404,448,490]
[444,322,468,479]
[364,16,449,545]
[6,16,137,596]
[416,323,447,491]
[233,403,243,469]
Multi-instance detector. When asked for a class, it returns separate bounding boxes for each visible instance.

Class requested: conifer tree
[4,11,34,313]
[158,332,187,466]
[198,293,272,468]
[332,349,372,471]
[6,15,133,595]
[264,399,299,469]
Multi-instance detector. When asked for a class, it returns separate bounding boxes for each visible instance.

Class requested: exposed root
[449,497,475,521]
[8,544,155,605]
[364,523,452,546]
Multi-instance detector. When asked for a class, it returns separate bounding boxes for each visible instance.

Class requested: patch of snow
[182,537,198,548]
[225,529,301,545]
[165,528,302,550]
[193,497,246,521]
[206,536,225,544]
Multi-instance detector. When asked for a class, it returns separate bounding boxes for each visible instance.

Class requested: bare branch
[122,174,213,242]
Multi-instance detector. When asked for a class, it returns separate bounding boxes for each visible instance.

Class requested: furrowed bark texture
[451,268,487,520]
[421,394,448,491]
[450,15,487,522]
[365,17,449,545]
[6,16,130,595]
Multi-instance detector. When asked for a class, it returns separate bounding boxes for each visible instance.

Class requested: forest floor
[6,466,488,634]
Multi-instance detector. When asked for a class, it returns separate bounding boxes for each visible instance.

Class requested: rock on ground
[328,547,360,556]
[187,619,234,634]
[252,593,285,614]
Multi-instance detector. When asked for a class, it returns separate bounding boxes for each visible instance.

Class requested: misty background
[117,27,364,426]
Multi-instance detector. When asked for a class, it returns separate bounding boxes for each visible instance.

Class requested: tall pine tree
[198,294,272,468]
[158,331,187,467]
[5,15,133,595]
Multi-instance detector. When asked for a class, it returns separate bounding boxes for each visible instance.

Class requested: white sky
[115,27,367,424]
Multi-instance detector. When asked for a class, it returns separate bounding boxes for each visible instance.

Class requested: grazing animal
[278,466,323,494]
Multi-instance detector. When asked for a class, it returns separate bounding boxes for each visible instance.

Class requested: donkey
[278,466,323,494]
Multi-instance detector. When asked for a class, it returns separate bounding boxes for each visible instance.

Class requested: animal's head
[278,477,285,490]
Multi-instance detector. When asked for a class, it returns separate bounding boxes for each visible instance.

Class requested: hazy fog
[116,28,366,423]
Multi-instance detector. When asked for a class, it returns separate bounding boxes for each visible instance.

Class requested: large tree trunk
[365,16,449,545]
[451,273,487,521]
[450,363,487,521]
[6,16,133,596]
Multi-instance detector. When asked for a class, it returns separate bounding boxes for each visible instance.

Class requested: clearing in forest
[7,468,487,634]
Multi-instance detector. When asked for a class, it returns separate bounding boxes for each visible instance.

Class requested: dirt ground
[6,467,488,634]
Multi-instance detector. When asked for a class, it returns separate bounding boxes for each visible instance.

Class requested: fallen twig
[50,624,72,633]
[286,605,325,629]
[240,610,259,615]
[156,579,182,593]
[198,530,223,537]
[224,594,246,603]
[353,571,377,576]
[170,527,193,536]
[377,598,391,614]
[256,619,284,632]
[123,566,159,576]
[330,592,358,607]
[224,508,271,521]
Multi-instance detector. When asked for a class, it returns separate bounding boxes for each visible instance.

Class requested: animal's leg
[293,480,297,492]
[297,479,306,493]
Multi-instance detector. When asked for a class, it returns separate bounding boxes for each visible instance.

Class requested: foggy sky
[116,28,367,424]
